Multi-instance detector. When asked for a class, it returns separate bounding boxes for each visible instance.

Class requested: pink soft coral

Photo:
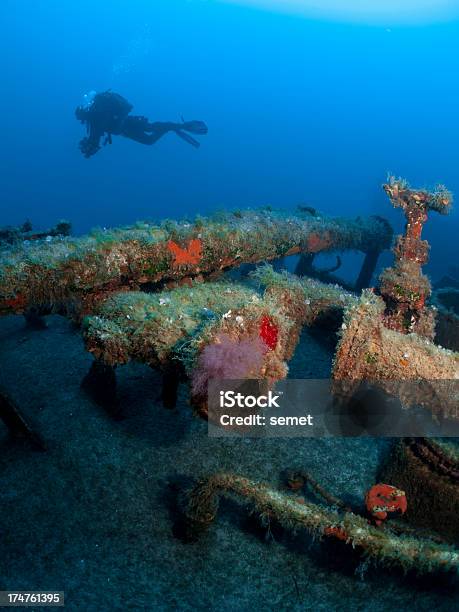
[191,333,267,396]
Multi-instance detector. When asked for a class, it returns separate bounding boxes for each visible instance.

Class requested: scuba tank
[91,90,133,117]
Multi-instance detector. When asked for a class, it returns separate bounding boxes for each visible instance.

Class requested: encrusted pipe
[184,473,459,574]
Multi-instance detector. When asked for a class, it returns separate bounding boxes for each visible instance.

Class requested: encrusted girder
[82,267,357,415]
[0,209,392,318]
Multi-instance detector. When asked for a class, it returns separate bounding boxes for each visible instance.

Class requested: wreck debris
[284,469,352,512]
[333,177,458,418]
[183,472,458,574]
[0,219,71,247]
[294,211,392,292]
[435,309,459,353]
[0,209,392,318]
[80,360,119,417]
[0,220,32,245]
[0,387,46,451]
[82,269,357,414]
[286,471,409,528]
[161,363,182,410]
[295,254,351,288]
[434,287,459,315]
[0,219,72,328]
[380,438,459,543]
[380,176,452,338]
[432,286,459,351]
[82,279,302,415]
[23,306,48,330]
[332,289,459,418]
[252,264,358,328]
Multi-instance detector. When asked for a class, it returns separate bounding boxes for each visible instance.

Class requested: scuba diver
[75,90,208,158]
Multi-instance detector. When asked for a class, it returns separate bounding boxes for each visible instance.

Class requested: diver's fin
[182,120,208,135]
[175,129,200,148]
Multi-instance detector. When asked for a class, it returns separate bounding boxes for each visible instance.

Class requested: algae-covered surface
[0,314,457,611]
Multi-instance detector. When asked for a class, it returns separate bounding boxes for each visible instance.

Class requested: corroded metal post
[379,176,452,338]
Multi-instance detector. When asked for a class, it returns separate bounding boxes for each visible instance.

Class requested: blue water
[1,0,458,274]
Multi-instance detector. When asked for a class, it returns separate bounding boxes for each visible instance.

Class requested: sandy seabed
[0,314,456,611]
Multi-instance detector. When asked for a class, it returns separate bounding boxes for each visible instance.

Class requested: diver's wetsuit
[75,91,207,158]
[120,116,179,145]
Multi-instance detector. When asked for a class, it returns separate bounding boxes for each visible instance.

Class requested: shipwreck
[0,177,458,574]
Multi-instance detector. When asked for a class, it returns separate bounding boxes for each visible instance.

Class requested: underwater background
[1,0,459,279]
[1,1,458,611]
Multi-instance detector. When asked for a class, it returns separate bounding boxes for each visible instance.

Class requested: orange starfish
[167,238,202,266]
